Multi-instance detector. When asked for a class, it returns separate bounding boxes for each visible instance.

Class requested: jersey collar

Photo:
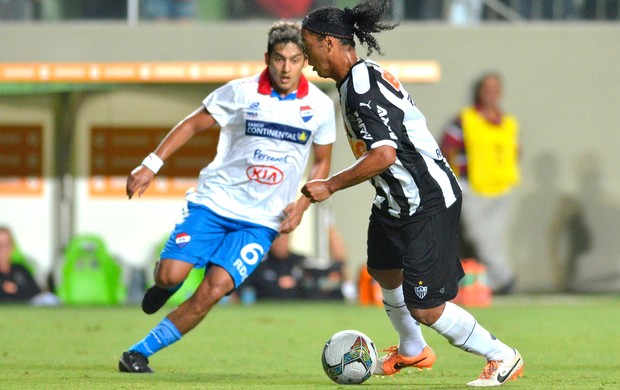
[257,67,309,100]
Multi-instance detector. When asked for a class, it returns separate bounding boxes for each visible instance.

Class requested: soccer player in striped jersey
[118,21,336,373]
[300,0,523,386]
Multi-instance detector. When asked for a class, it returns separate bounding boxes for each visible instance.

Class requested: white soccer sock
[381,286,427,357]
[430,302,514,361]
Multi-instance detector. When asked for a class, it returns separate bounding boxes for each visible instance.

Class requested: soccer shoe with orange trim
[373,345,436,375]
[467,349,524,387]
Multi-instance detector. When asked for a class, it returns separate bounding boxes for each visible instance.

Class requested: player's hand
[126,165,155,199]
[279,201,305,234]
[301,179,332,203]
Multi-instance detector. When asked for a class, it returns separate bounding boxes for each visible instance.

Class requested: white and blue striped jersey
[187,69,336,230]
[338,59,461,219]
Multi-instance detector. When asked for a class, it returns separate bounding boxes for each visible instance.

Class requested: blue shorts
[160,202,278,288]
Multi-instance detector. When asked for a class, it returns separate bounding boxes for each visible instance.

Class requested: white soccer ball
[321,330,378,384]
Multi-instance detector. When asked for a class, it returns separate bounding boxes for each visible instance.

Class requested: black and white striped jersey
[338,59,461,219]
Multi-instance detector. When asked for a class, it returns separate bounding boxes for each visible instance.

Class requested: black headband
[302,15,354,40]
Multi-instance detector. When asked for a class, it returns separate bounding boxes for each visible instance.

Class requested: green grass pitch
[0,295,618,389]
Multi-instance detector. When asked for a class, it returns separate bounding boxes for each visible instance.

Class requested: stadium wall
[1,23,619,292]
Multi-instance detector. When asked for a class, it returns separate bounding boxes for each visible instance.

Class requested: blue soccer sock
[129,317,182,358]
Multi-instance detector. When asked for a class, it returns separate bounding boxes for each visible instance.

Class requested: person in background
[118,20,336,374]
[143,0,195,21]
[440,72,520,295]
[244,218,356,302]
[0,226,41,302]
[300,0,523,386]
[244,233,305,300]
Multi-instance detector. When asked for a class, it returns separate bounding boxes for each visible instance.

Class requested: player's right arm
[126,107,218,199]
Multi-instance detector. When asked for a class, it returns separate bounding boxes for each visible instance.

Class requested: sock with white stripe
[129,317,182,358]
[382,286,427,357]
[430,302,513,361]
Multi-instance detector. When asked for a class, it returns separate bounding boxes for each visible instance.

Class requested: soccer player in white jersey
[300,0,523,387]
[118,21,336,373]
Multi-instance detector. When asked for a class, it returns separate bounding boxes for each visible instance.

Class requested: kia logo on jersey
[246,165,284,185]
[300,105,314,122]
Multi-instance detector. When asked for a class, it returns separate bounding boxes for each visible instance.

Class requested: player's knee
[190,283,228,309]
[154,261,192,287]
[409,306,443,327]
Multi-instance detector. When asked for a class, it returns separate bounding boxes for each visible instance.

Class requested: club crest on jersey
[299,105,314,122]
[246,165,284,185]
[415,281,428,299]
[175,232,191,248]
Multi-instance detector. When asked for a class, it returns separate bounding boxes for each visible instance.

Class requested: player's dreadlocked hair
[267,20,303,55]
[302,0,398,56]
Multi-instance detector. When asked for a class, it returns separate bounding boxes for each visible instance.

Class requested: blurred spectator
[81,0,126,19]
[244,223,355,301]
[448,0,482,25]
[143,0,196,21]
[244,233,305,300]
[300,224,353,301]
[0,0,34,20]
[0,225,41,302]
[256,0,315,18]
[440,72,520,295]
[484,0,578,20]
[229,0,328,19]
[583,0,619,20]
[402,0,444,20]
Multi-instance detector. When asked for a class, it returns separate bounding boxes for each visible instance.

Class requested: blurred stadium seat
[56,234,127,305]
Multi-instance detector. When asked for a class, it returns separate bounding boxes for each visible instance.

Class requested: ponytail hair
[302,0,398,56]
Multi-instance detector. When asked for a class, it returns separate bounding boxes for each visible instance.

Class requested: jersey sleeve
[312,95,337,145]
[202,81,239,127]
[346,65,401,151]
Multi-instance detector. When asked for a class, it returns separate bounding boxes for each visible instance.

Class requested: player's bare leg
[142,259,194,314]
[167,265,234,334]
[120,265,234,373]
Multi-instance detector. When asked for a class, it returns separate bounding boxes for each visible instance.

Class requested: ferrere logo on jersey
[245,119,310,145]
[246,165,284,185]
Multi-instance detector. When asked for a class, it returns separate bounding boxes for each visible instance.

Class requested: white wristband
[141,153,164,174]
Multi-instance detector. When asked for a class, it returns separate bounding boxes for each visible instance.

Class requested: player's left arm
[302,144,395,203]
[302,85,397,203]
[279,142,333,233]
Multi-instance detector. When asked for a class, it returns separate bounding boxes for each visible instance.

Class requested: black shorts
[367,197,464,309]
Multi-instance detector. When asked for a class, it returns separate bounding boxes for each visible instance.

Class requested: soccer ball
[321,330,378,384]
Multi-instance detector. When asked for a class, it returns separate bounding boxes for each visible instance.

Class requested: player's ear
[325,36,333,51]
[264,52,270,66]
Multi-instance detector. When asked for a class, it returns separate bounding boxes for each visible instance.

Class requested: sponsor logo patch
[246,165,284,185]
[245,119,310,145]
[175,232,191,248]
[347,138,367,159]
